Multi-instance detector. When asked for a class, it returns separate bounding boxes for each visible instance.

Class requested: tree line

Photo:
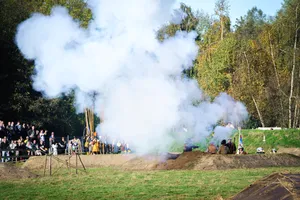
[0,0,298,133]
[198,0,300,128]
[160,0,300,128]
[0,0,92,136]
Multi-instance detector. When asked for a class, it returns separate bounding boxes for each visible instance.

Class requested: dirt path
[22,152,300,171]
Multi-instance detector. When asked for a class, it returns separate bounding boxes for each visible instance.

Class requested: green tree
[157,3,199,41]
[214,0,230,41]
[0,0,92,135]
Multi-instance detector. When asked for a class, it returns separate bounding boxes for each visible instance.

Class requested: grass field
[232,129,300,154]
[169,129,300,153]
[1,167,300,200]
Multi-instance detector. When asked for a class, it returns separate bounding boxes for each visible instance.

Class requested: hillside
[233,129,300,154]
[169,129,300,154]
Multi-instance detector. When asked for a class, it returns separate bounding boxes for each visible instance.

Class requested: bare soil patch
[156,152,300,170]
[278,147,300,157]
[231,173,300,200]
[22,154,136,171]
[0,163,38,180]
[23,151,300,171]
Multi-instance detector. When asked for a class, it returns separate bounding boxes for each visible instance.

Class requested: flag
[239,134,243,147]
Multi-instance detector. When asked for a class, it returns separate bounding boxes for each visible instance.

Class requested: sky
[175,0,283,24]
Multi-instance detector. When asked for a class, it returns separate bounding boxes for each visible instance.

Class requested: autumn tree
[215,0,230,41]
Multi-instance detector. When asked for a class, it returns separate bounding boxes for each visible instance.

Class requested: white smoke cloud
[15,0,248,154]
[213,126,234,144]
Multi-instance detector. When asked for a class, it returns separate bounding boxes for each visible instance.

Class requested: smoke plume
[16,0,248,153]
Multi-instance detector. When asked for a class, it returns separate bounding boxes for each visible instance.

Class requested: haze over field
[16,0,248,153]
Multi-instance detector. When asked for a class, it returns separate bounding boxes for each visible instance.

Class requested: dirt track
[22,152,300,171]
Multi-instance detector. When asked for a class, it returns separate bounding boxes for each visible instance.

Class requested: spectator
[72,137,79,154]
[49,132,55,145]
[35,130,39,141]
[125,143,131,153]
[6,122,13,141]
[15,139,23,161]
[84,136,90,153]
[76,137,82,154]
[21,123,27,138]
[39,140,47,155]
[218,140,229,154]
[58,137,66,154]
[24,136,29,144]
[0,121,6,138]
[226,139,237,154]
[238,147,247,154]
[26,140,33,156]
[92,138,99,155]
[67,140,73,155]
[10,122,16,140]
[28,126,35,141]
[40,130,46,144]
[52,142,58,156]
[15,122,21,136]
[31,140,39,155]
[1,137,10,162]
[207,142,217,154]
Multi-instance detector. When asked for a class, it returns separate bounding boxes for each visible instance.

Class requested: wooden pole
[237,127,241,155]
[77,153,86,171]
[66,159,68,173]
[85,108,89,137]
[88,109,94,134]
[44,155,47,176]
[49,155,52,176]
[68,156,71,174]
[76,153,78,174]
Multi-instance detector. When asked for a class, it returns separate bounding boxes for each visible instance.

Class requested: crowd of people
[1,119,263,163]
[184,138,246,155]
[84,134,131,155]
[0,120,133,162]
[214,139,246,154]
[0,120,69,162]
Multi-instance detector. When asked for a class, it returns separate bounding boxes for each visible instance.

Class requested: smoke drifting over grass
[16,0,248,153]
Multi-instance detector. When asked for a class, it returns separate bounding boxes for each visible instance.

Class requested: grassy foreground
[0,167,300,200]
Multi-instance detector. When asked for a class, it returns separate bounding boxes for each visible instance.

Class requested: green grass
[0,167,300,200]
[233,129,300,154]
[169,129,300,154]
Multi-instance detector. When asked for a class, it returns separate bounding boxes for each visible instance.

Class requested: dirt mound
[22,154,136,171]
[23,152,300,171]
[156,152,300,170]
[0,163,38,180]
[278,147,300,157]
[231,173,300,200]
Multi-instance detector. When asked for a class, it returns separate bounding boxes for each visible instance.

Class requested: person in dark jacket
[27,126,35,141]
[0,137,10,162]
[226,138,236,154]
[21,123,27,138]
[14,122,22,139]
[0,121,6,139]
[218,139,229,154]
[183,138,199,152]
[58,137,66,154]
